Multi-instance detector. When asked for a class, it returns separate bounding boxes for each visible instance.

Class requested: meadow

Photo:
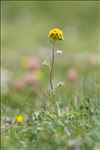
[1,1,100,150]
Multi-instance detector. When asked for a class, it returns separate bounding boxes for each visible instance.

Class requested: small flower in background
[67,69,78,81]
[25,73,38,86]
[12,80,24,92]
[56,50,63,54]
[34,69,43,80]
[5,116,12,124]
[21,56,40,71]
[25,69,43,86]
[16,115,24,123]
[2,117,12,129]
[28,59,40,71]
[48,28,64,41]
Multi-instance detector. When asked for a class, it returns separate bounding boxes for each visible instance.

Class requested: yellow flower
[34,69,43,80]
[16,115,24,123]
[48,28,64,41]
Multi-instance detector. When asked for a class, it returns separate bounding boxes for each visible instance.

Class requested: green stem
[50,41,55,90]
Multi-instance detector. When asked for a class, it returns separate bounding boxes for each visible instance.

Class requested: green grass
[1,63,100,150]
[1,93,100,150]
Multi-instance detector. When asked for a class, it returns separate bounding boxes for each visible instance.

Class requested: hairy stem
[50,41,55,90]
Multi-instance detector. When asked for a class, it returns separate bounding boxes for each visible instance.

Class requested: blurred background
[2,1,99,59]
[1,1,100,107]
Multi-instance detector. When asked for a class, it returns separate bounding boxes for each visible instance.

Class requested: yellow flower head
[16,115,24,123]
[34,69,43,80]
[48,28,64,41]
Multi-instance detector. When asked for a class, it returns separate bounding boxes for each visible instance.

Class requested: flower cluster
[48,28,64,41]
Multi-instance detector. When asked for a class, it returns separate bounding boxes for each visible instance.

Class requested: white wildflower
[56,50,63,54]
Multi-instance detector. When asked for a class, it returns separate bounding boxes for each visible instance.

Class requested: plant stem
[50,41,55,90]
